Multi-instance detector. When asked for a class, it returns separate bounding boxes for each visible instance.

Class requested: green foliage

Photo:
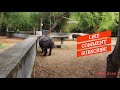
[63,12,119,33]
[0,12,119,35]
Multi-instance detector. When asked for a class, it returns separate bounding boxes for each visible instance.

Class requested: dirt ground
[0,36,119,78]
[32,38,120,78]
[0,36,23,52]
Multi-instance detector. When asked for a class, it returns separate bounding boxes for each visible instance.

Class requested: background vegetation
[0,12,119,36]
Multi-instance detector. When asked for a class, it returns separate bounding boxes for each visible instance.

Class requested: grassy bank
[0,44,8,49]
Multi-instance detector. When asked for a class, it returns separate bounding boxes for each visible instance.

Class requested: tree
[47,12,69,35]
[63,12,118,33]
[106,12,120,78]
[0,12,11,35]
[0,12,118,35]
[0,12,36,33]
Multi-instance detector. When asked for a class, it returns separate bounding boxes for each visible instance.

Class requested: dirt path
[32,38,119,78]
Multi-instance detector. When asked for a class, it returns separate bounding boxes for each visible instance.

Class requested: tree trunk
[0,22,7,36]
[47,12,68,35]
[106,12,120,78]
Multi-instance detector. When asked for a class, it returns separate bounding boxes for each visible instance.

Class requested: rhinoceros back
[39,35,54,48]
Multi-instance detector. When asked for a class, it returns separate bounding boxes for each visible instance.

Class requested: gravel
[32,40,120,78]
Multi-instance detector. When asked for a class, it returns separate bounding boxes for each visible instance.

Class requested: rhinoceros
[39,34,54,56]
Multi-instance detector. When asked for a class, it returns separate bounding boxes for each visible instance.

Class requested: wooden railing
[0,36,38,78]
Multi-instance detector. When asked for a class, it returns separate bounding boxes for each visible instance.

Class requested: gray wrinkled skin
[40,35,52,41]
[39,35,54,56]
[72,34,81,40]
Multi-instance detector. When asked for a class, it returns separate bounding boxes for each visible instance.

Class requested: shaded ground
[32,38,120,78]
[0,36,23,52]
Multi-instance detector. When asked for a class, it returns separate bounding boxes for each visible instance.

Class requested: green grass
[0,44,8,49]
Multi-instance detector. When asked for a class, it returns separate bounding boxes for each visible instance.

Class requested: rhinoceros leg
[48,48,52,56]
[43,48,48,56]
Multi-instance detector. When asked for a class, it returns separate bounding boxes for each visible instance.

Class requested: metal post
[49,15,52,29]
[61,37,64,48]
[33,28,36,35]
[40,18,43,31]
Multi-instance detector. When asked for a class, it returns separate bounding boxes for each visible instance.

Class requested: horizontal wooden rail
[0,36,38,78]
